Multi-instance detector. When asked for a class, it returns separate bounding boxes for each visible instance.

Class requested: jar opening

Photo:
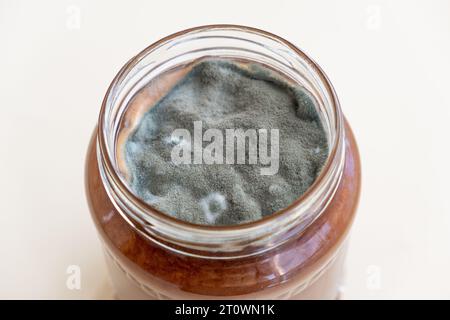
[97,25,345,258]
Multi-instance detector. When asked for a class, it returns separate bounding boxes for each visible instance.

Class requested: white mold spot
[200,192,227,224]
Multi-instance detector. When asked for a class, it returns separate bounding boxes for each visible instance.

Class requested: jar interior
[97,26,344,256]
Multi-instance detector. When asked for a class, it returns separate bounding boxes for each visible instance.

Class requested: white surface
[1,0,450,299]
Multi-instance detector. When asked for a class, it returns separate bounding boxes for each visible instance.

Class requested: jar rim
[97,24,345,257]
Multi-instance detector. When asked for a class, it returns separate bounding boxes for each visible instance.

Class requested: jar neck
[97,25,345,259]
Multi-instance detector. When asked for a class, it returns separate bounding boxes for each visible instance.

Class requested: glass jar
[85,25,361,299]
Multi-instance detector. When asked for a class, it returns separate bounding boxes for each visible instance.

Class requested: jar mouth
[97,24,345,257]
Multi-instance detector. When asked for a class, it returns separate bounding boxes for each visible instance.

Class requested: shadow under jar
[85,25,361,299]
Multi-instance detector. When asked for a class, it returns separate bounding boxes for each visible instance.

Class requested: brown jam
[85,121,360,299]
[85,25,361,299]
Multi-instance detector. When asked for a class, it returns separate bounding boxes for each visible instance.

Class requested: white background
[1,0,449,299]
